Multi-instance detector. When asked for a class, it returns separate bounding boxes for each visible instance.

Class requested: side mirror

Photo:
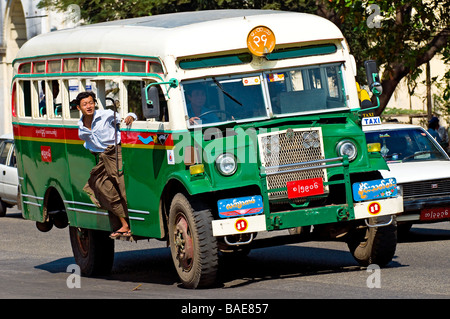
[141,85,160,119]
[364,60,383,96]
[141,78,178,119]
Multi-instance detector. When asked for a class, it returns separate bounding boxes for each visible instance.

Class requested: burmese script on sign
[352,178,397,201]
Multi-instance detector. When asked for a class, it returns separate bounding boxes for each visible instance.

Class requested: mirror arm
[144,78,179,103]
[357,94,380,113]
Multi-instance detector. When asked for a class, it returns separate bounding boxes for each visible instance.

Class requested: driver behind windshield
[186,84,219,125]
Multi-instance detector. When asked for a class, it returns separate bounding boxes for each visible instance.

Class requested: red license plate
[420,208,450,221]
[287,178,324,199]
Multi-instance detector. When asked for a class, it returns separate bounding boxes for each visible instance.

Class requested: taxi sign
[247,26,276,56]
[361,116,381,126]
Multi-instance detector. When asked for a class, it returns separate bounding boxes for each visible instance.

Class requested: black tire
[346,216,397,267]
[0,199,6,217]
[69,226,114,276]
[168,193,218,289]
[397,222,413,238]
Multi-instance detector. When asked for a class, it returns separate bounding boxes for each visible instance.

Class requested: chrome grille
[258,128,327,199]
[402,178,450,199]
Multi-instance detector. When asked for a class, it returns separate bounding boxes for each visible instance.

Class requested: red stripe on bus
[13,124,69,140]
[121,131,174,146]
[13,124,173,146]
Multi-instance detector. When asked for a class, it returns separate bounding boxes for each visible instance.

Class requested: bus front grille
[258,128,327,200]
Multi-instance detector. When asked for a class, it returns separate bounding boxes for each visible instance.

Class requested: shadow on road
[398,224,450,243]
[2,212,23,219]
[35,242,406,289]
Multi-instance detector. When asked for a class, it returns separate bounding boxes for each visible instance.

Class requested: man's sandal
[109,231,131,239]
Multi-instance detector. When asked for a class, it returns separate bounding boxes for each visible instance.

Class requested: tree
[317,1,450,115]
[38,0,450,114]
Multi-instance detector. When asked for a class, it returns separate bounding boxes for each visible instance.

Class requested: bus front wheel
[168,193,218,289]
[69,226,114,276]
[346,216,397,267]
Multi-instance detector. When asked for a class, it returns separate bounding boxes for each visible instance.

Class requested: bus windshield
[183,63,347,127]
[267,63,347,116]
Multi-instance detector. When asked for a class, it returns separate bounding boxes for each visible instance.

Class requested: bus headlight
[215,153,237,176]
[336,140,358,161]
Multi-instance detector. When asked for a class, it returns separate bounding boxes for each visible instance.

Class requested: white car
[0,133,19,216]
[364,123,450,233]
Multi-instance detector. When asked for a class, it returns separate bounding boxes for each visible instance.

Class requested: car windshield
[182,63,347,127]
[365,128,448,162]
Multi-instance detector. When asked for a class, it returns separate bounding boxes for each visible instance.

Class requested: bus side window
[51,80,62,117]
[39,80,62,117]
[38,81,46,117]
[93,79,119,111]
[133,81,168,122]
[155,84,169,122]
[127,80,169,122]
[20,80,32,117]
[126,81,145,120]
[62,79,82,119]
[105,80,120,111]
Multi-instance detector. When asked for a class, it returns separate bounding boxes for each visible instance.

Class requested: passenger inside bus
[39,80,60,116]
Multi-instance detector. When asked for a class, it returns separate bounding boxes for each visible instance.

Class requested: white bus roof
[15,10,344,63]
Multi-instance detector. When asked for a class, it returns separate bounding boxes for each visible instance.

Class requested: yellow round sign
[247,26,276,57]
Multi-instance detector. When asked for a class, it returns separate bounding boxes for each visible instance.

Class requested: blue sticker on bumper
[218,195,263,218]
[352,178,398,202]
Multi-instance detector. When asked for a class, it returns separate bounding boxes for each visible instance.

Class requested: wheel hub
[174,215,194,271]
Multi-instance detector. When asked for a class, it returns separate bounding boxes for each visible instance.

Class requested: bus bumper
[212,195,402,236]
[211,156,403,237]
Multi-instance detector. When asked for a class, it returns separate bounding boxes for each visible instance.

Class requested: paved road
[1,207,449,304]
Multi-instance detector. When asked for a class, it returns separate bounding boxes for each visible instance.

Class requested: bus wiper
[212,77,243,107]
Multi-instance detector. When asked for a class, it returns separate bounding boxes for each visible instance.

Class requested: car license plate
[287,178,324,199]
[420,208,450,221]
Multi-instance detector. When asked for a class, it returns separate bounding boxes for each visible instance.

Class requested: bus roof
[15,9,344,63]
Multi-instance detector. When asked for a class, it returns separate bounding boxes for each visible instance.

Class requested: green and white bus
[11,10,402,288]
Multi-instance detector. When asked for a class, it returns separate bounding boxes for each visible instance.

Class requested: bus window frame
[47,59,62,74]
[18,62,31,74]
[32,61,46,74]
[80,58,99,73]
[63,58,80,73]
[100,58,122,73]
[122,59,147,73]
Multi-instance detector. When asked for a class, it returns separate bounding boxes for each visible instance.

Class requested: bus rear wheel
[346,217,397,267]
[168,193,218,289]
[69,226,114,276]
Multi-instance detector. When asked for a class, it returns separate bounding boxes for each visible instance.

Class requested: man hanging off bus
[76,91,137,238]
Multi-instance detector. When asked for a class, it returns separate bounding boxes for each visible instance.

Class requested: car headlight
[336,140,358,161]
[215,153,237,176]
